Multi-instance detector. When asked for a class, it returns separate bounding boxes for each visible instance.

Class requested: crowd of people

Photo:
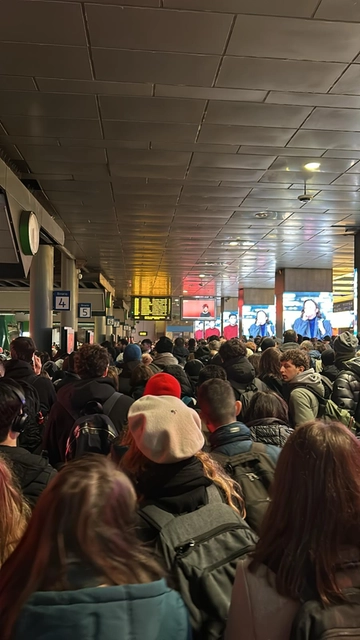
[1,329,360,638]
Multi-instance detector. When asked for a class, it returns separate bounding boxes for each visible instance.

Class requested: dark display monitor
[132,296,172,320]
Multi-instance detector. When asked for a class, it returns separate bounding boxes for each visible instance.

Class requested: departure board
[132,297,172,320]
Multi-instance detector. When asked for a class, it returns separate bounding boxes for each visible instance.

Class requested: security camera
[298,193,313,203]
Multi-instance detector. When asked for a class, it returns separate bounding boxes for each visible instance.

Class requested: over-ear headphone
[0,383,28,433]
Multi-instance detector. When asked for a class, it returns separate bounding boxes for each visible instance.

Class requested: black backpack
[229,380,259,418]
[12,379,44,454]
[211,442,276,534]
[65,393,122,461]
[291,589,360,639]
[140,484,257,640]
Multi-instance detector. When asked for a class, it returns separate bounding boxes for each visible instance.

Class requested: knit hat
[123,343,142,364]
[184,359,204,377]
[128,395,204,464]
[260,338,276,351]
[333,332,358,359]
[143,372,181,398]
[155,336,174,354]
[321,348,335,366]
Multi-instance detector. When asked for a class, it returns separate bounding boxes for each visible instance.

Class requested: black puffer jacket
[163,364,194,398]
[0,445,56,508]
[246,418,294,448]
[332,357,360,417]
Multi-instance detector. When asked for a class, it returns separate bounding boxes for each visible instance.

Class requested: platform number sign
[78,303,92,319]
[53,291,71,311]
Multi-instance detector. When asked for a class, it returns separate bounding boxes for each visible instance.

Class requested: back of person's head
[0,456,165,640]
[143,372,181,398]
[248,354,261,377]
[300,340,313,352]
[333,331,358,363]
[246,341,257,354]
[119,338,128,347]
[321,348,335,367]
[251,421,360,604]
[219,338,247,363]
[141,338,152,349]
[10,337,36,363]
[130,364,154,388]
[123,343,142,364]
[197,365,227,387]
[279,348,310,370]
[74,344,109,380]
[155,336,174,354]
[0,381,26,444]
[184,359,204,379]
[208,340,220,352]
[107,366,119,391]
[259,347,281,379]
[174,337,185,348]
[283,330,297,344]
[188,338,196,351]
[260,337,276,351]
[0,457,29,568]
[198,379,238,428]
[243,390,289,426]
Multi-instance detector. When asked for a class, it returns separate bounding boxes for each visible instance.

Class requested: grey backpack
[140,484,257,640]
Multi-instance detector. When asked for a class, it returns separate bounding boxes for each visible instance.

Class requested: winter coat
[225,549,360,640]
[4,360,56,415]
[286,369,325,427]
[209,422,281,467]
[163,364,194,398]
[293,316,332,340]
[118,361,141,396]
[14,580,190,640]
[43,378,134,468]
[248,323,275,339]
[258,374,285,397]
[0,445,56,508]
[280,341,300,352]
[332,357,360,417]
[173,345,189,365]
[54,371,80,392]
[152,352,179,369]
[246,418,294,448]
[222,357,268,417]
[322,364,340,383]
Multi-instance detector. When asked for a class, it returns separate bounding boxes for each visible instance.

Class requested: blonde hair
[120,437,245,517]
[0,457,30,567]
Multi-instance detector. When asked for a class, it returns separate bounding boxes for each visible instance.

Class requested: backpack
[65,392,122,461]
[15,380,44,454]
[320,375,333,400]
[292,384,357,434]
[291,589,360,639]
[139,484,257,640]
[211,443,275,534]
[229,380,259,418]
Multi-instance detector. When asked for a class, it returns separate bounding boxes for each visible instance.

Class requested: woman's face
[303,300,317,320]
[257,310,267,325]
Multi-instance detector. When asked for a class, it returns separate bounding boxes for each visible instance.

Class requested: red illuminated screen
[182,298,215,319]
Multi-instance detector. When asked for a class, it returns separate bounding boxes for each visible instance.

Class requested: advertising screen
[182,298,215,320]
[193,320,204,340]
[332,300,354,334]
[222,311,239,340]
[204,318,221,340]
[242,305,276,339]
[283,292,333,339]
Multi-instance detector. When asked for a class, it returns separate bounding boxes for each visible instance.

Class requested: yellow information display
[132,297,172,320]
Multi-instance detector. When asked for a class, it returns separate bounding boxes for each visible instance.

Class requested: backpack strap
[290,384,326,405]
[103,391,123,416]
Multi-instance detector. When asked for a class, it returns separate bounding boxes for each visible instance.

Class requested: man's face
[257,311,267,325]
[280,360,304,382]
[229,315,237,326]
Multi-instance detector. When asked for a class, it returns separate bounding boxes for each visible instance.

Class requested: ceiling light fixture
[255,212,269,219]
[229,241,239,246]
[304,162,320,171]
[183,290,188,293]
[199,273,206,278]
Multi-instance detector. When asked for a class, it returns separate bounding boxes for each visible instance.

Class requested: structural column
[30,245,54,353]
[355,234,360,335]
[105,292,113,341]
[94,315,106,344]
[61,254,78,332]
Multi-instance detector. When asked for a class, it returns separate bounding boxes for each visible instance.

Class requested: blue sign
[53,291,70,311]
[78,303,92,319]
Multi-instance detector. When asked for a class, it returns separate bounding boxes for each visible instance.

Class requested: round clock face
[19,211,40,256]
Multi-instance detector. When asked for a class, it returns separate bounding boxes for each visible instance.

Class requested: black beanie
[261,338,276,351]
[156,337,174,354]
[321,349,335,367]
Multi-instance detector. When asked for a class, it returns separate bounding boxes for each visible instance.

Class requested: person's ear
[235,400,242,417]
[200,410,214,431]
[103,366,109,378]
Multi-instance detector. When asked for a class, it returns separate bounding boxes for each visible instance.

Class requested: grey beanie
[333,332,358,359]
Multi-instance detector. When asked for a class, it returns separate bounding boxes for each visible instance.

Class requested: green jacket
[15,579,190,640]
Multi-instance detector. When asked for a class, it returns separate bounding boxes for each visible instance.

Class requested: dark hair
[229,313,237,319]
[259,347,281,379]
[248,354,261,377]
[74,344,109,379]
[119,339,128,347]
[283,329,297,343]
[279,349,310,370]
[141,339,152,347]
[301,298,322,320]
[188,338,196,351]
[0,456,166,640]
[174,337,185,348]
[35,351,50,366]
[130,364,154,387]
[243,390,289,425]
[197,365,227,387]
[198,379,236,426]
[250,422,360,604]
[219,339,247,362]
[0,381,24,443]
[107,366,119,391]
[10,337,36,363]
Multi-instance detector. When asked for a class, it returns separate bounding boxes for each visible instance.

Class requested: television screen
[193,320,205,340]
[242,305,276,339]
[132,296,171,320]
[222,311,239,340]
[332,300,354,333]
[283,292,333,339]
[182,298,215,320]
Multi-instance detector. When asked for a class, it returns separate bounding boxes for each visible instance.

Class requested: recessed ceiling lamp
[255,212,269,219]
[229,241,239,246]
[199,273,206,278]
[183,290,188,293]
[304,162,320,171]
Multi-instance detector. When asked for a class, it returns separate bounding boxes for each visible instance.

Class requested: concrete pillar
[94,316,106,344]
[61,254,78,331]
[30,245,54,353]
[355,234,360,336]
[105,293,113,341]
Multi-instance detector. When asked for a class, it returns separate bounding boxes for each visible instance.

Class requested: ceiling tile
[103,121,198,142]
[266,91,360,109]
[163,0,319,17]
[198,124,295,146]
[0,43,92,79]
[0,1,86,45]
[332,174,360,186]
[59,139,149,150]
[28,162,109,176]
[238,146,326,157]
[92,49,219,86]
[99,96,205,123]
[36,78,153,96]
[331,65,360,96]
[151,142,239,153]
[155,85,267,102]
[188,167,265,181]
[19,145,107,164]
[0,92,98,119]
[227,15,360,62]
[86,5,232,54]
[191,153,274,169]
[107,149,191,166]
[217,57,346,92]
[270,157,355,172]
[260,170,340,184]
[0,76,36,91]
[205,102,311,128]
[288,130,360,150]
[315,0,360,21]
[0,116,102,139]
[324,150,360,159]
[111,164,186,179]
[303,107,360,132]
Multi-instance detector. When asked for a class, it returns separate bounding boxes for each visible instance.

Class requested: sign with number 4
[53,291,71,311]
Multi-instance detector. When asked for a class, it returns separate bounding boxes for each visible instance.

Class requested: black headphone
[0,383,28,433]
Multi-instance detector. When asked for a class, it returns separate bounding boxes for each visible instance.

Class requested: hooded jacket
[331,357,360,417]
[4,360,56,415]
[322,364,340,383]
[209,422,280,467]
[222,357,268,415]
[287,369,325,427]
[14,580,190,640]
[280,341,300,352]
[173,345,189,365]
[162,364,194,398]
[152,352,179,369]
[43,378,134,468]
[0,445,56,508]
[246,418,293,448]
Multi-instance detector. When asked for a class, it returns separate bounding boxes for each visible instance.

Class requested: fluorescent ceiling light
[304,162,320,171]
